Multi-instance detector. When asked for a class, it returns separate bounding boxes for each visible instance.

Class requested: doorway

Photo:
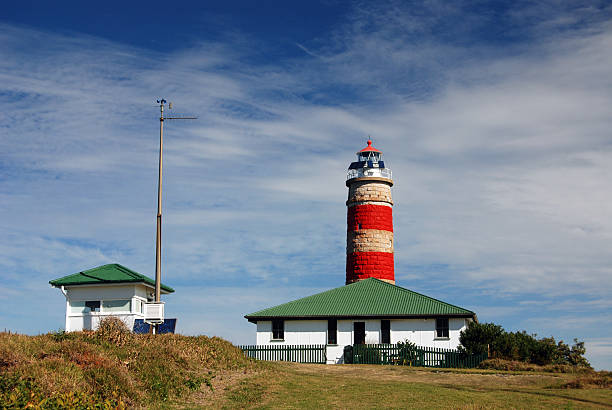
[354,322,365,344]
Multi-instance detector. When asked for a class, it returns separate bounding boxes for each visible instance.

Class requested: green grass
[223,362,612,409]
[0,329,259,408]
[2,329,610,409]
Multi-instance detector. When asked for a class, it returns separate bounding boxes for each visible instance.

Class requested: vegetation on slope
[2,317,608,409]
[223,362,612,409]
[460,321,591,367]
[0,317,259,408]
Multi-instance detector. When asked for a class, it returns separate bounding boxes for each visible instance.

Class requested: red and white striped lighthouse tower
[346,139,395,285]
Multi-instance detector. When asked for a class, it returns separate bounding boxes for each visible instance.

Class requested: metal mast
[154,99,197,308]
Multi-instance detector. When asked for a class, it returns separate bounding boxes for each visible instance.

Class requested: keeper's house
[245,140,477,364]
[49,263,174,332]
[245,278,475,364]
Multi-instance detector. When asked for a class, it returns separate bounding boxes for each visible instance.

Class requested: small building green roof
[49,263,175,293]
[245,278,474,321]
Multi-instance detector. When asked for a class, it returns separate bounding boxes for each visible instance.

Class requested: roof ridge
[245,277,474,318]
[49,263,112,284]
[113,263,146,280]
[247,285,338,315]
[370,278,473,314]
[49,264,175,293]
[82,263,114,274]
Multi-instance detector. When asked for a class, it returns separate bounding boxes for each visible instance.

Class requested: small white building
[245,278,476,364]
[50,263,174,332]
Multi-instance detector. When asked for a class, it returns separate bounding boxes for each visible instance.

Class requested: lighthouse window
[272,319,284,340]
[436,318,449,339]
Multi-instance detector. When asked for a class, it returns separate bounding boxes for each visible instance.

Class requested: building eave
[245,312,475,324]
[51,281,173,295]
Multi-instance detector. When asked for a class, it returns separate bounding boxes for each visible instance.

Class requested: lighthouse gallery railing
[347,167,392,180]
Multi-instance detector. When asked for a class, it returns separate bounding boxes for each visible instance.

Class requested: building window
[70,301,88,313]
[272,319,284,340]
[328,319,337,344]
[134,299,143,314]
[381,320,390,344]
[102,299,131,313]
[436,318,449,338]
[69,300,101,313]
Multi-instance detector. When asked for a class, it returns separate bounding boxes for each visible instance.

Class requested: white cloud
[1,3,612,369]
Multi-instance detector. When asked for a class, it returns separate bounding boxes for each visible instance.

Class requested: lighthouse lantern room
[347,139,392,180]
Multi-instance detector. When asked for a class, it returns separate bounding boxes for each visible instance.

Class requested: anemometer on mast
[146,99,197,333]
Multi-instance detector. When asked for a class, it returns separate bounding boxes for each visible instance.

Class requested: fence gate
[347,344,488,368]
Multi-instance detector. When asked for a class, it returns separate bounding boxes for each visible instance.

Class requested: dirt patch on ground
[169,368,261,408]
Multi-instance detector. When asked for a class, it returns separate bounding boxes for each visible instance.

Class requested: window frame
[435,317,450,339]
[69,300,102,316]
[101,299,132,313]
[271,319,284,340]
[71,298,144,315]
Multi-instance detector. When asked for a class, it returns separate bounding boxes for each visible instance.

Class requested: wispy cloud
[1,1,612,369]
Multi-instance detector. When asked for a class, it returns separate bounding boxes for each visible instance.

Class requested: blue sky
[1,0,612,370]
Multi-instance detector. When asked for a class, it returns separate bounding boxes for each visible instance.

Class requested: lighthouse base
[346,278,395,285]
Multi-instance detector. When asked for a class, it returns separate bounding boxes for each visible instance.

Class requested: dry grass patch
[0,327,260,408]
[479,358,594,373]
[222,361,612,409]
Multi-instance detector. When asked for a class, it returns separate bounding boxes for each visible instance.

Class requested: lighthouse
[246,137,477,362]
[345,139,395,285]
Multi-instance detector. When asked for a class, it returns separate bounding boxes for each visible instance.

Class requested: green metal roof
[245,278,474,321]
[49,263,175,293]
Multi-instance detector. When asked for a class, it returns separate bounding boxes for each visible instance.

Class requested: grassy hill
[229,362,611,409]
[2,328,610,408]
[0,329,260,408]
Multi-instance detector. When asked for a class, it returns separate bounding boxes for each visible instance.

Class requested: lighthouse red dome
[357,139,381,154]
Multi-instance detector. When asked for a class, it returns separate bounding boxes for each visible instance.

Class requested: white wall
[254,317,470,364]
[66,284,138,300]
[391,318,467,349]
[62,284,147,332]
[67,314,135,332]
[256,320,327,345]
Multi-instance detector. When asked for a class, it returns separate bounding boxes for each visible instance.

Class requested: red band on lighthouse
[346,252,395,283]
[347,204,393,232]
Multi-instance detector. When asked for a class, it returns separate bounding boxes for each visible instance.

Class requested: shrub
[560,372,612,389]
[478,358,594,373]
[397,340,421,365]
[343,345,353,364]
[458,322,503,356]
[460,322,590,368]
[557,339,591,367]
[96,316,132,346]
